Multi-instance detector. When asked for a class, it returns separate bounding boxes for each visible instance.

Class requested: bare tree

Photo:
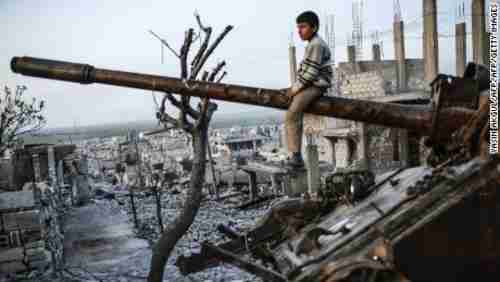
[147,13,232,282]
[0,85,45,156]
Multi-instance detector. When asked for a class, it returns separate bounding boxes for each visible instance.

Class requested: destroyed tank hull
[285,159,499,282]
[174,158,499,282]
[9,56,499,281]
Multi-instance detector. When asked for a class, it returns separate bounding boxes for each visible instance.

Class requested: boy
[285,11,333,168]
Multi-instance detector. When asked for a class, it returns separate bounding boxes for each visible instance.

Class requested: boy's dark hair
[296,11,320,30]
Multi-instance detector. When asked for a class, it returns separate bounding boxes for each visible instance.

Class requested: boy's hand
[287,84,302,99]
[286,88,296,99]
[279,88,294,102]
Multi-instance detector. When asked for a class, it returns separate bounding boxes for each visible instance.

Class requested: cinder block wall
[338,59,426,94]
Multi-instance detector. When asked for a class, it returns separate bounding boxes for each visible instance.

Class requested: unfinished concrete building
[304,16,429,175]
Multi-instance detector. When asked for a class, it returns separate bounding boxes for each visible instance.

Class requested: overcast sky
[1,0,481,128]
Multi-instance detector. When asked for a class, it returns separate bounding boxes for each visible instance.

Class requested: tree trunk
[147,124,208,282]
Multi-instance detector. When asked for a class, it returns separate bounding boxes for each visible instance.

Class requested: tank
[11,56,474,140]
[10,56,499,281]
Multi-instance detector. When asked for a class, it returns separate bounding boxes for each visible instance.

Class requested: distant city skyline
[2,0,475,127]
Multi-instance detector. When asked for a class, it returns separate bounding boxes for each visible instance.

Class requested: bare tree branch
[216,71,227,83]
[195,11,210,32]
[191,25,233,80]
[163,92,200,120]
[201,71,209,81]
[196,61,226,130]
[192,31,201,43]
[158,92,194,132]
[180,29,194,79]
[208,61,226,82]
[179,29,195,127]
[191,13,212,70]
[149,14,230,282]
[148,30,180,58]
[157,110,193,132]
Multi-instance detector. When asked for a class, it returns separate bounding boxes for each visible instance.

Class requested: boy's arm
[290,43,323,96]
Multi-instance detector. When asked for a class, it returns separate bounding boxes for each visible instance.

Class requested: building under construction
[2,0,498,281]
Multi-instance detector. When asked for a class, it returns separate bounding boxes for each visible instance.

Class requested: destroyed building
[3,0,497,281]
[304,43,429,175]
[0,144,90,274]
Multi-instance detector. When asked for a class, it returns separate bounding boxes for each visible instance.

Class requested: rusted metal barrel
[10,56,474,136]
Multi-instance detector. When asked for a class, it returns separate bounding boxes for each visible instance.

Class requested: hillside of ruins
[1,1,499,282]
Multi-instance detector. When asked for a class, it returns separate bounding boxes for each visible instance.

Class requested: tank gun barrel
[10,56,473,136]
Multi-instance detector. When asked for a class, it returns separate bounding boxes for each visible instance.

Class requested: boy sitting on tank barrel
[285,11,333,168]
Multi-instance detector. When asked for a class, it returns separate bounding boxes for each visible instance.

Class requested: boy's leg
[285,87,323,155]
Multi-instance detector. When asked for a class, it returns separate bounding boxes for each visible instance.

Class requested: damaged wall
[304,58,427,172]
[0,184,64,274]
[337,59,426,93]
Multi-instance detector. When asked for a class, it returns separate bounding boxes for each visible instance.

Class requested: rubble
[0,183,66,277]
[5,14,498,280]
[117,185,270,281]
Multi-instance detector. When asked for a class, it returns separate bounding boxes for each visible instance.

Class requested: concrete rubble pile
[0,183,65,279]
[114,184,272,281]
[33,179,272,281]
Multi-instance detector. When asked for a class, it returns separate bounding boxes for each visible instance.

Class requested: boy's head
[296,11,319,41]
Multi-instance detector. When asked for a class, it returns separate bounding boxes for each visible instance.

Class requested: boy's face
[297,22,316,41]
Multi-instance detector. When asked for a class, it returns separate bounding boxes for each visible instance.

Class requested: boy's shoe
[286,152,305,169]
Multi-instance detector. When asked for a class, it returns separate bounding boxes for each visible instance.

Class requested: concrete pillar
[348,45,361,73]
[47,147,56,187]
[372,44,381,62]
[472,0,487,65]
[348,45,356,63]
[63,159,76,204]
[398,129,410,167]
[305,144,320,194]
[455,22,467,76]
[345,139,353,167]
[289,45,297,84]
[47,146,61,201]
[32,154,41,183]
[327,138,337,168]
[247,171,258,200]
[394,21,407,91]
[423,0,439,83]
[357,123,369,168]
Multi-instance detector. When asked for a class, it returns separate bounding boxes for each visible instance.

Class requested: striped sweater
[293,34,333,91]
